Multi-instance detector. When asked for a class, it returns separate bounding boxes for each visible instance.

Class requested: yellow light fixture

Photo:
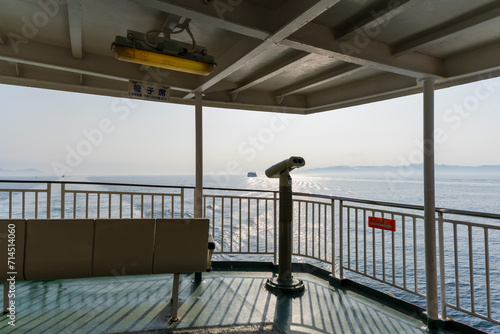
[111,33,216,76]
[113,44,214,76]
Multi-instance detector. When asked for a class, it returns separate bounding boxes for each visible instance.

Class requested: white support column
[422,78,439,329]
[194,92,203,219]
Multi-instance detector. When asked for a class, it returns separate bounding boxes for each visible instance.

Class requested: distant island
[298,164,500,176]
[0,168,45,176]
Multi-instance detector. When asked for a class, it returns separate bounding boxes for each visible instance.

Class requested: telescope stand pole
[266,171,304,294]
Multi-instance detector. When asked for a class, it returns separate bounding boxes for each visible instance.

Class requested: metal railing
[1,179,499,329]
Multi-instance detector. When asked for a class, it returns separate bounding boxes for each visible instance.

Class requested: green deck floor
[1,271,439,333]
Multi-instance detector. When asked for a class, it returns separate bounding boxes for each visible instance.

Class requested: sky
[0,77,500,177]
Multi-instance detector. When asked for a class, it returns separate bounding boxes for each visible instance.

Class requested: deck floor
[1,271,440,333]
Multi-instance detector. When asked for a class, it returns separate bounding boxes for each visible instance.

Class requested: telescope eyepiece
[265,156,305,178]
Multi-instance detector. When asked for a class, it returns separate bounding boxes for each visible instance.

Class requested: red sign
[368,217,396,231]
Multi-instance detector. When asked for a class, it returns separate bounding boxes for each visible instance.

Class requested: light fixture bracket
[111,30,215,76]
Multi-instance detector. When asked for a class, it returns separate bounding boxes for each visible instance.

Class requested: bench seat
[1,218,212,322]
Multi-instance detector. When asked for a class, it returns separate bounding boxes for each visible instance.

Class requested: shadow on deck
[1,267,457,334]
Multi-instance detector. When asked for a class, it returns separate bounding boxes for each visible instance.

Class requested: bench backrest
[0,218,209,282]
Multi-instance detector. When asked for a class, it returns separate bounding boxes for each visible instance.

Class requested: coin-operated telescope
[265,156,305,294]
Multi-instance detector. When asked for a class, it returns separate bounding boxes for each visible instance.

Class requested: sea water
[1,173,499,332]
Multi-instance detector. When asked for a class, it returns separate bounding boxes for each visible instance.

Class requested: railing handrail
[2,179,500,220]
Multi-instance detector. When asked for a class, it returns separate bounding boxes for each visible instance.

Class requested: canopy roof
[1,0,500,114]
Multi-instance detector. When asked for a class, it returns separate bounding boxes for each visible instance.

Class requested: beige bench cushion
[24,219,94,280]
[0,219,26,281]
[153,218,209,274]
[93,219,155,276]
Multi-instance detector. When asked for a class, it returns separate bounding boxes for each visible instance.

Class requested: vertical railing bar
[119,194,122,219]
[221,197,225,253]
[273,193,277,264]
[35,191,39,219]
[8,191,13,219]
[413,216,418,293]
[61,183,66,219]
[347,207,351,270]
[141,194,144,218]
[312,203,315,258]
[213,197,216,239]
[311,203,315,257]
[313,203,316,258]
[162,195,165,218]
[265,199,268,254]
[238,198,244,253]
[203,194,206,218]
[355,208,359,272]
[46,183,51,219]
[453,223,460,308]
[392,213,395,285]
[85,192,89,219]
[181,188,184,218]
[247,199,250,253]
[108,194,111,218]
[151,195,154,218]
[171,194,174,218]
[382,213,386,282]
[331,199,335,277]
[438,212,446,319]
[303,201,309,255]
[468,225,475,313]
[403,215,407,289]
[22,192,25,219]
[97,193,100,219]
[231,197,234,253]
[130,194,134,218]
[339,200,343,279]
[324,204,327,261]
[239,198,242,254]
[256,198,259,253]
[298,201,302,254]
[73,192,76,219]
[373,210,376,278]
[363,209,367,275]
[484,228,491,319]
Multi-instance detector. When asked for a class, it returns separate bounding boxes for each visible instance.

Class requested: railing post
[339,200,343,279]
[61,183,65,219]
[438,211,446,320]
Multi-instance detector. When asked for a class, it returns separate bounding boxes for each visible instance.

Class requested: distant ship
[247,171,257,177]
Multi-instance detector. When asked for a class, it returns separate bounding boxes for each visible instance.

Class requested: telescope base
[265,275,305,295]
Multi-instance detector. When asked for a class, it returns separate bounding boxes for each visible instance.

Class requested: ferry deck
[1,0,500,333]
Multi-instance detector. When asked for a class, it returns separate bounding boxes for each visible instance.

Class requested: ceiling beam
[283,22,443,79]
[392,2,500,56]
[67,0,83,59]
[129,0,270,40]
[306,73,419,113]
[230,52,310,98]
[443,41,500,81]
[275,63,364,99]
[182,0,341,99]
[335,0,421,42]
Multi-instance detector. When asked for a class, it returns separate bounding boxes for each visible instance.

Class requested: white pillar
[194,92,203,219]
[422,78,439,329]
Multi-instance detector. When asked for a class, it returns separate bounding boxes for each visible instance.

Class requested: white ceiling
[1,0,500,114]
